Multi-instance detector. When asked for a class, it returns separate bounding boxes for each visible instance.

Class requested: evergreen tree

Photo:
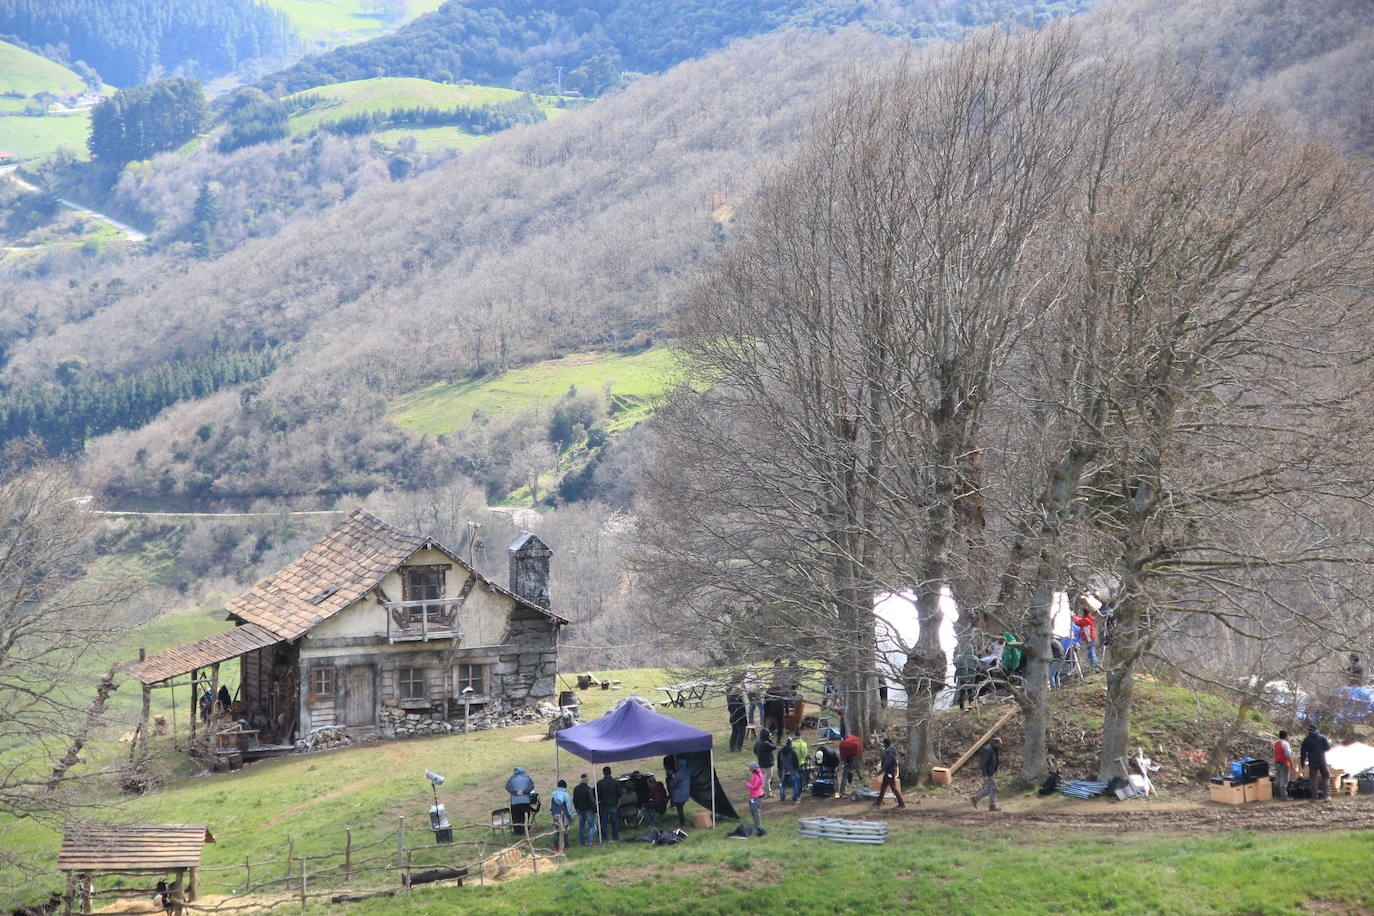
[190,179,220,259]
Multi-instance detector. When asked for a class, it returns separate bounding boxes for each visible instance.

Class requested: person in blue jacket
[505,766,534,836]
[668,759,692,827]
[548,779,572,850]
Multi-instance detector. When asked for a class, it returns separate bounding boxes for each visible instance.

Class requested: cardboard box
[871,775,901,793]
[931,767,952,786]
[690,811,714,829]
[1209,781,1246,805]
[1244,779,1273,802]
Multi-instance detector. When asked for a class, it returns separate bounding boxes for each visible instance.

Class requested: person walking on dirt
[874,738,906,809]
[1300,723,1333,801]
[1273,730,1293,800]
[970,737,1003,811]
[839,733,862,794]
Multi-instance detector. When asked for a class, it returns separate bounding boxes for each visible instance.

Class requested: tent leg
[710,748,716,830]
[594,778,602,846]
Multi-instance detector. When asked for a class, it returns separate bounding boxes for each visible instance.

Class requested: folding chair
[490,807,512,839]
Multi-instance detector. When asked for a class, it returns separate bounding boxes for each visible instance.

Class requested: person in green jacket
[1000,634,1022,673]
[954,649,981,710]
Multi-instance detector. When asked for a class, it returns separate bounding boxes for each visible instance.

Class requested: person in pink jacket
[745,761,765,828]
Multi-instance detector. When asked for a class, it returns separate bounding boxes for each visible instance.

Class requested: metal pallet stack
[797,817,890,845]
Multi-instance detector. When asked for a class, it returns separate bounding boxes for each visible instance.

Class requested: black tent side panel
[666,751,739,820]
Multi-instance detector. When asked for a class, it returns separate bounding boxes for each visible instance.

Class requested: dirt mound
[923,675,1270,790]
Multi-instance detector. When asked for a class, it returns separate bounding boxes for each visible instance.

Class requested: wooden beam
[944,708,1016,778]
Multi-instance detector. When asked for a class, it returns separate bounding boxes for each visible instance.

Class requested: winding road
[1,164,148,242]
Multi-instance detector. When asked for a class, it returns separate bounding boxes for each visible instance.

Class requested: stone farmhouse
[123,509,565,747]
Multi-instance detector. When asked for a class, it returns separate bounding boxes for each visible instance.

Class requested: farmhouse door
[342,665,375,727]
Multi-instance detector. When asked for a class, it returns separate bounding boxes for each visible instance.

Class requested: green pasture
[262,0,447,47]
[285,77,556,135]
[389,348,678,437]
[0,111,90,160]
[0,40,88,101]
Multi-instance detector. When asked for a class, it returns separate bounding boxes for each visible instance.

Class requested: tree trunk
[1098,599,1143,780]
[47,666,120,790]
[1018,582,1054,785]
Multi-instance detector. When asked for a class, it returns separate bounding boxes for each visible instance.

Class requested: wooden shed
[58,823,214,914]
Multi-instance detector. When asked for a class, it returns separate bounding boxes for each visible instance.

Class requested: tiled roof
[60,824,214,871]
[121,623,280,685]
[224,508,426,640]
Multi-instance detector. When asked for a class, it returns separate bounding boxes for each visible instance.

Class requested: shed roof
[121,623,280,686]
[59,824,214,872]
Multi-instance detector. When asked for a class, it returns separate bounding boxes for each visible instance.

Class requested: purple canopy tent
[555,701,716,841]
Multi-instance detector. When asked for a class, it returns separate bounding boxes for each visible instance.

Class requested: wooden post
[138,649,151,760]
[79,874,91,914]
[63,873,74,916]
[243,857,251,894]
[344,827,353,882]
[943,708,1017,778]
[188,866,197,902]
[189,668,198,747]
[209,661,221,726]
[172,869,184,916]
[396,816,405,866]
[170,679,178,751]
[299,860,307,910]
[285,837,294,879]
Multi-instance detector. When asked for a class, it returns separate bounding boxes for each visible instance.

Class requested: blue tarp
[555,700,713,764]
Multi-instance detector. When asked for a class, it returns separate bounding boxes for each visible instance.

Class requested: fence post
[300,860,307,910]
[243,857,251,894]
[285,837,294,879]
[396,816,405,866]
[344,827,353,882]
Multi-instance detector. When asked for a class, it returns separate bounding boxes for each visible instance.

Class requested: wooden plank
[944,708,1016,778]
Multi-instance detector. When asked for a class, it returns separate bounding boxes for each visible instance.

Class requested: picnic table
[656,682,713,707]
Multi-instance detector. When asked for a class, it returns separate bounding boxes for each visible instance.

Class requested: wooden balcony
[384,599,464,643]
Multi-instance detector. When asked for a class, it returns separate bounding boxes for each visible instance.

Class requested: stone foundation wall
[379,697,560,738]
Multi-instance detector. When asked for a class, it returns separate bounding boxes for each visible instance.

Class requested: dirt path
[764,787,1374,836]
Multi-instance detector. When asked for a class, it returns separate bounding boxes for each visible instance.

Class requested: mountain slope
[252,0,1096,95]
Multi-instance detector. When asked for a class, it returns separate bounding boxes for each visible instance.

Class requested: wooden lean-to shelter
[58,823,214,914]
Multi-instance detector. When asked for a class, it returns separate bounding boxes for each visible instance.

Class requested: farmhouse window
[311,667,335,696]
[455,663,486,697]
[398,667,427,701]
[401,565,447,625]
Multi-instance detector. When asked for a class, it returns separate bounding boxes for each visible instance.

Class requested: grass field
[282,77,562,150]
[263,0,447,47]
[5,650,1374,914]
[0,40,88,102]
[389,348,678,437]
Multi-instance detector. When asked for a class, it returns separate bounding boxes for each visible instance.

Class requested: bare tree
[0,442,142,869]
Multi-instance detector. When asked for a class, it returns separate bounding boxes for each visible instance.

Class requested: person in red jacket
[1273,729,1292,799]
[1073,605,1099,668]
[838,733,862,795]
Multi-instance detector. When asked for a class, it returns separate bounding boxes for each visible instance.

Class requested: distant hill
[0,39,102,159]
[0,0,295,86]
[253,0,1097,95]
[0,0,1367,506]
[262,0,446,49]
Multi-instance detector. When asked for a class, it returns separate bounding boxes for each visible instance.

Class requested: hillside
[0,40,99,159]
[0,0,1368,508]
[0,0,295,86]
[253,0,1097,95]
[282,76,560,149]
[264,0,446,48]
[6,661,1374,913]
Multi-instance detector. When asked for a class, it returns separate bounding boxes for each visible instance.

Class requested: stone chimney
[508,533,552,609]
